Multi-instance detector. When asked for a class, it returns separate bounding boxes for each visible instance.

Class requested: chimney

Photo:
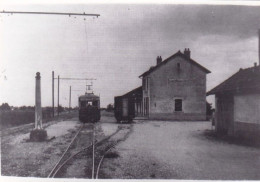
[157,56,162,65]
[254,62,257,67]
[184,48,191,58]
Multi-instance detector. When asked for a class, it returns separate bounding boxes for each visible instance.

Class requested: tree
[58,105,64,112]
[19,106,34,111]
[106,104,114,112]
[0,103,11,111]
[206,102,214,116]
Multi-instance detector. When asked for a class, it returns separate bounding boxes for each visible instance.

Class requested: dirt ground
[1,117,82,177]
[101,120,260,180]
[0,111,123,178]
[2,113,260,180]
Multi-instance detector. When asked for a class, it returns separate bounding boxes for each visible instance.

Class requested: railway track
[95,124,133,179]
[47,122,132,178]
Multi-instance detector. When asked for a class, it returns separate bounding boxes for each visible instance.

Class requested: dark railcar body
[114,96,135,123]
[78,93,100,123]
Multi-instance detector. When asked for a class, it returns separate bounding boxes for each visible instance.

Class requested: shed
[207,64,260,140]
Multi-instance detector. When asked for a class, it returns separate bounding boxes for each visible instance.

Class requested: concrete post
[30,72,47,142]
[35,72,43,129]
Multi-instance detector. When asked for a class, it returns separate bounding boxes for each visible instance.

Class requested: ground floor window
[175,99,182,111]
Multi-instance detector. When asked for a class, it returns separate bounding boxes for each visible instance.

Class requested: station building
[118,49,210,121]
[135,49,210,120]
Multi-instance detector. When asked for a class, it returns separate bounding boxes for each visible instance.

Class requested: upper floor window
[177,63,181,70]
[143,78,149,91]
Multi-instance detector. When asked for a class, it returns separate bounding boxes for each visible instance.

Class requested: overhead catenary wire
[54,78,96,80]
[0,10,100,17]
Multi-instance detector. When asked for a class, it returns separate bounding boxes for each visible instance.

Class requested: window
[80,101,86,108]
[87,101,93,106]
[177,63,181,70]
[142,78,146,90]
[143,78,149,91]
[92,101,98,107]
[175,99,182,111]
[146,78,149,90]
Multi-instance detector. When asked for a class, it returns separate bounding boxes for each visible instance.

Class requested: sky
[0,3,260,108]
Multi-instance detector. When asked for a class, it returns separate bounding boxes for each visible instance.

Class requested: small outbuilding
[207,63,260,141]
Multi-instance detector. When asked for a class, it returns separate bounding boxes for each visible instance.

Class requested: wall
[143,56,207,120]
[234,94,260,140]
[215,94,234,135]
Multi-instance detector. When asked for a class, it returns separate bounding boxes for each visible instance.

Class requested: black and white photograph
[1,1,260,181]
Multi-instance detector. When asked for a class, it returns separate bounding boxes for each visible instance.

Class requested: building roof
[207,65,260,96]
[139,50,211,78]
[122,86,142,98]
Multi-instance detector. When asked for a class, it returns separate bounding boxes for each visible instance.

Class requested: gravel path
[101,121,260,180]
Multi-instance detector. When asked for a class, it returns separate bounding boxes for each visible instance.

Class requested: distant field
[0,110,110,129]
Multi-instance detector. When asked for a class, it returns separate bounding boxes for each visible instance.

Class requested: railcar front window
[80,101,86,108]
[93,101,98,107]
[87,101,93,106]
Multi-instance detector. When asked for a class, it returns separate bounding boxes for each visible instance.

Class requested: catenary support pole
[58,75,60,116]
[258,29,260,65]
[69,86,71,112]
[52,71,54,117]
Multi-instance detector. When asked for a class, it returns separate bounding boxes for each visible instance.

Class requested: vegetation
[206,102,214,116]
[0,103,69,129]
[0,103,11,111]
[106,103,114,112]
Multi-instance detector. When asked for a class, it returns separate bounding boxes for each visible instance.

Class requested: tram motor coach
[78,93,100,123]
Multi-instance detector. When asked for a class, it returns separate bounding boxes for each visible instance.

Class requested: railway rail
[95,125,133,179]
[47,122,132,178]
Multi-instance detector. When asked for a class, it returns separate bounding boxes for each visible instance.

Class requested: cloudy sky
[0,3,260,108]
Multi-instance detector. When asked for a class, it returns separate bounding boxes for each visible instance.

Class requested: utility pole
[54,76,96,115]
[52,71,54,117]
[58,75,60,116]
[258,29,260,65]
[69,86,71,112]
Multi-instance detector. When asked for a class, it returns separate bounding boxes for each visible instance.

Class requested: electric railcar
[78,93,100,123]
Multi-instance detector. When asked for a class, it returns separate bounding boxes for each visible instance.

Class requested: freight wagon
[114,96,135,123]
